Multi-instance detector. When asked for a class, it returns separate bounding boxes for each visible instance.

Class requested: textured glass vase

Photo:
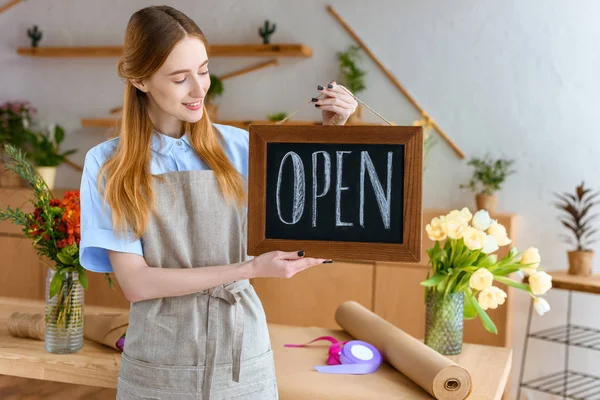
[424,289,464,355]
[45,269,84,354]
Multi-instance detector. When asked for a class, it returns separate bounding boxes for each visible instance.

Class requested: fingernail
[328,84,333,89]
[317,85,324,90]
[315,104,320,107]
[322,260,333,264]
[311,97,318,102]
[297,250,305,257]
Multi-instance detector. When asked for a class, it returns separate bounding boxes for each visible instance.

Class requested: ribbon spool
[284,336,382,375]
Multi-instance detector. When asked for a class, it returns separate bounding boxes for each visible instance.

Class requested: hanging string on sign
[276,84,395,126]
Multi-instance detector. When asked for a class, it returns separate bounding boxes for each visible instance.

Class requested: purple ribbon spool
[314,340,382,374]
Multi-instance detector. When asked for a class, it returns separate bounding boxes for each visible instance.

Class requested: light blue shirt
[79,123,249,273]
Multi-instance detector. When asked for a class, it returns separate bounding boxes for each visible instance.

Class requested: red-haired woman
[80,5,357,400]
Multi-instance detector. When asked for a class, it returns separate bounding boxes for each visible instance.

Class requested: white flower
[533,297,551,316]
[463,227,487,250]
[442,218,467,240]
[482,234,499,254]
[472,210,493,231]
[520,247,541,275]
[529,271,552,295]
[426,217,447,241]
[469,268,494,291]
[477,286,507,310]
[445,208,472,223]
[426,223,446,241]
[487,221,511,246]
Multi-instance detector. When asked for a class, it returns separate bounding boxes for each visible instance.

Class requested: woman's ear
[130,78,149,93]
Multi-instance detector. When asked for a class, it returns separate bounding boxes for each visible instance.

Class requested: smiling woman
[78,4,356,400]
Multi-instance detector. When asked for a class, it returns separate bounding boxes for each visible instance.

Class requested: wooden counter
[0,296,512,399]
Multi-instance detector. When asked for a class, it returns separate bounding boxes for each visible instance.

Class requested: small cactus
[27,25,42,48]
[258,20,276,44]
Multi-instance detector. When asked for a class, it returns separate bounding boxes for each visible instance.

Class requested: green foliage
[27,125,77,167]
[207,74,224,103]
[27,25,43,48]
[553,181,600,251]
[460,155,516,195]
[0,101,36,153]
[267,112,288,122]
[258,20,276,44]
[337,45,366,94]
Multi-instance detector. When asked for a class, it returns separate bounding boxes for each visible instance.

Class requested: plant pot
[0,161,27,188]
[346,104,363,124]
[568,250,594,276]
[424,289,464,355]
[36,166,57,190]
[45,268,84,354]
[476,193,497,214]
[205,102,219,121]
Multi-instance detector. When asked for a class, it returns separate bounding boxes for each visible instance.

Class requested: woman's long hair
[98,5,247,240]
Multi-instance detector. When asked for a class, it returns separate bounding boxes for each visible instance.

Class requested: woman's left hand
[313,81,359,126]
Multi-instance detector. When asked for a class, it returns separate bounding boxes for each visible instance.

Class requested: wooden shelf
[81,118,384,129]
[547,270,600,295]
[17,44,312,58]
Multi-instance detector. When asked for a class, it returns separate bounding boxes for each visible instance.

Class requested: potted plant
[0,144,87,354]
[205,74,224,121]
[25,124,77,190]
[337,45,366,124]
[554,182,598,276]
[421,208,552,355]
[267,112,288,123]
[460,155,515,214]
[0,101,37,187]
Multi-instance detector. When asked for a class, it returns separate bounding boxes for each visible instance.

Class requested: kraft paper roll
[335,301,472,400]
[84,313,129,351]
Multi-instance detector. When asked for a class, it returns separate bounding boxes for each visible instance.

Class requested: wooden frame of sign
[247,125,423,263]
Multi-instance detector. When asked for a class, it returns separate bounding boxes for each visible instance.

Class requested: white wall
[2,1,600,398]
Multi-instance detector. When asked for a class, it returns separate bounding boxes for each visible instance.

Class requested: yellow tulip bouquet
[421,208,552,341]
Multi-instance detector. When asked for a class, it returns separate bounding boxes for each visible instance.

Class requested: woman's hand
[313,81,359,126]
[244,250,332,279]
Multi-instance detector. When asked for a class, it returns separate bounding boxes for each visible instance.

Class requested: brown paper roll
[335,301,472,400]
[84,313,129,350]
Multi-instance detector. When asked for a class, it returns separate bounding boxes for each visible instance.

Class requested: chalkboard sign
[247,125,422,263]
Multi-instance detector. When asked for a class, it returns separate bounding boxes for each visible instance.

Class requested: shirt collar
[150,130,192,155]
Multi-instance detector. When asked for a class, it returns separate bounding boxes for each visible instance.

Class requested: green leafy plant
[0,101,37,155]
[460,155,516,195]
[267,112,288,122]
[206,74,224,104]
[554,182,600,251]
[27,125,77,167]
[337,45,366,94]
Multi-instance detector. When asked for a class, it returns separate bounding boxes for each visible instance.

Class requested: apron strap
[200,279,250,400]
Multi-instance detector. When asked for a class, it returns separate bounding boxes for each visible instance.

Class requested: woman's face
[138,36,211,126]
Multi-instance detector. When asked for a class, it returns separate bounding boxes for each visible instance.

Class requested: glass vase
[424,289,464,355]
[45,268,84,354]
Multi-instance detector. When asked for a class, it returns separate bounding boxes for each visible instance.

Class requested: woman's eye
[199,70,209,76]
[175,77,187,84]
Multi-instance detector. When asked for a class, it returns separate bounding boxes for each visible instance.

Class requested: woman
[80,5,358,400]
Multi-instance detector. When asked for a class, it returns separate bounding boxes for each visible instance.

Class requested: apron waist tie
[199,279,250,400]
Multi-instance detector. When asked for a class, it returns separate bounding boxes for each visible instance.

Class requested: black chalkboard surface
[247,125,423,263]
[265,142,404,244]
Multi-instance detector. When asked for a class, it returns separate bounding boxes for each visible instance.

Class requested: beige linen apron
[116,170,278,400]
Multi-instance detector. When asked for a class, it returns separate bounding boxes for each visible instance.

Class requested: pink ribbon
[284,336,349,365]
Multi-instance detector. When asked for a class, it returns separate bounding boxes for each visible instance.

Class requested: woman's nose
[190,77,207,98]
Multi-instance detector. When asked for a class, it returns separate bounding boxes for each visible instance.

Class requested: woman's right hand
[244,250,332,279]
